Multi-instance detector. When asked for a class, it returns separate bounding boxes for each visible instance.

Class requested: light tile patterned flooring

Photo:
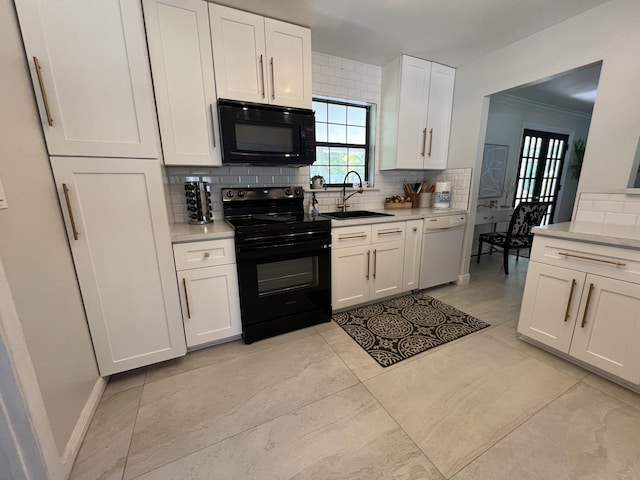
[70,255,640,479]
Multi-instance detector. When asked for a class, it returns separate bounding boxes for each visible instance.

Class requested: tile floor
[69,254,640,479]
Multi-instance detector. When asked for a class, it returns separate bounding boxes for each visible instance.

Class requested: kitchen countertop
[323,207,468,227]
[533,222,640,250]
[170,207,468,243]
[171,221,234,243]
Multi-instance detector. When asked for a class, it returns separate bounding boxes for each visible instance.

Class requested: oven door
[235,238,331,329]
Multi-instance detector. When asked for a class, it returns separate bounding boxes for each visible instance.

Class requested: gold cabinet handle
[427,128,433,156]
[259,55,266,98]
[378,229,403,235]
[421,128,427,156]
[33,56,53,126]
[366,250,370,280]
[564,279,576,322]
[182,278,191,319]
[204,251,210,259]
[62,184,79,240]
[338,233,367,240]
[373,249,377,279]
[413,227,418,232]
[558,252,626,266]
[581,283,594,328]
[209,104,216,147]
[270,56,275,100]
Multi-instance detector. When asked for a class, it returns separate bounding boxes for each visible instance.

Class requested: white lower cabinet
[332,222,405,310]
[518,235,640,386]
[50,157,186,375]
[402,219,423,291]
[173,239,241,347]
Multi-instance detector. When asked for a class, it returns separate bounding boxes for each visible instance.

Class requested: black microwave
[217,99,316,167]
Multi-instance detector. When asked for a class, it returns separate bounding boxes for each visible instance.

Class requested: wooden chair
[477,201,550,274]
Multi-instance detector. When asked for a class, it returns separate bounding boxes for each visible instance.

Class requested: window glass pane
[330,166,348,183]
[313,101,327,123]
[347,106,366,126]
[315,123,327,142]
[347,126,366,145]
[328,103,346,124]
[330,147,348,165]
[348,148,366,166]
[310,164,330,181]
[328,124,346,143]
[315,146,330,164]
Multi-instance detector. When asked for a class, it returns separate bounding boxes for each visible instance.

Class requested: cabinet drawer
[475,209,512,226]
[531,235,640,284]
[372,222,406,242]
[173,238,236,270]
[332,225,372,249]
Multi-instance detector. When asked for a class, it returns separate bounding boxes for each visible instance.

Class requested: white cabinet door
[517,262,585,353]
[179,264,241,347]
[209,4,267,104]
[380,55,455,170]
[143,0,221,166]
[332,245,370,310]
[403,219,423,291]
[15,0,158,158]
[370,240,405,301]
[264,18,312,109]
[51,157,185,375]
[570,275,640,384]
[424,63,455,169]
[395,56,431,170]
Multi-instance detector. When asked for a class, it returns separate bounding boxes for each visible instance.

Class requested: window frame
[312,97,371,183]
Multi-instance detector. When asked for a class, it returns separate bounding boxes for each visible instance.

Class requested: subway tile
[604,212,638,226]
[591,201,624,212]
[580,193,607,201]
[574,211,605,223]
[623,201,640,214]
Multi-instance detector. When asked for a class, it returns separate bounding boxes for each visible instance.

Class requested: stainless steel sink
[321,210,394,219]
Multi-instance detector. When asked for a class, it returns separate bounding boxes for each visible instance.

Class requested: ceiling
[496,62,603,114]
[210,0,610,68]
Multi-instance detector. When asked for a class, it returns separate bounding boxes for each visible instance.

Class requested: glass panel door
[514,129,569,225]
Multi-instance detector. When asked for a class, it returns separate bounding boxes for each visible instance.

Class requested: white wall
[0,0,99,456]
[447,0,640,275]
[484,95,593,223]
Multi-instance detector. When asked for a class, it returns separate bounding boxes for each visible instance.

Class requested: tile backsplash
[165,51,471,223]
[575,192,640,226]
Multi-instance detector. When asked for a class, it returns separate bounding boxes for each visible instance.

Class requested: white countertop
[533,222,640,250]
[323,207,468,227]
[170,207,468,242]
[171,221,234,243]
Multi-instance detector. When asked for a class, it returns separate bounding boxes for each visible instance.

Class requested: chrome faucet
[337,170,364,212]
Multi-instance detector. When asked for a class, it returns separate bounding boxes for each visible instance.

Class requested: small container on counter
[184,181,213,224]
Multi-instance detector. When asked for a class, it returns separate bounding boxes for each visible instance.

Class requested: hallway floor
[70,254,640,479]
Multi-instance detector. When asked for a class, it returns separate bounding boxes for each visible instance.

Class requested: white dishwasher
[419,213,467,289]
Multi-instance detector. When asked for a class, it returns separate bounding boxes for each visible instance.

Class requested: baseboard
[456,273,470,285]
[60,376,108,476]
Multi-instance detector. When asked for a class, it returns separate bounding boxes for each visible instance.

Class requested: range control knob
[294,188,302,196]
[285,188,292,196]
[237,190,246,198]
[225,190,234,198]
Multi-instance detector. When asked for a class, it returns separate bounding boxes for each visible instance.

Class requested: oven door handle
[236,239,331,259]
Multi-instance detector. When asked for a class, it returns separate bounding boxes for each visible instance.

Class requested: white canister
[433,181,451,209]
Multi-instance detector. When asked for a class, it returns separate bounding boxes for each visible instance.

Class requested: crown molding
[492,94,593,120]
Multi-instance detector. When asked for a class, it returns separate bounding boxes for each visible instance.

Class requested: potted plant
[311,175,325,189]
[568,138,586,180]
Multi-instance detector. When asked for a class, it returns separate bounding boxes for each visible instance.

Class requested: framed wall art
[479,144,509,198]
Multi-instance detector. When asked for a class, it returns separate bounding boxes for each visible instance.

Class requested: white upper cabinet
[209,4,312,109]
[380,55,455,170]
[14,0,159,158]
[143,0,222,166]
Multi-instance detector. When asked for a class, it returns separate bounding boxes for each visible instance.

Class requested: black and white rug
[333,291,490,367]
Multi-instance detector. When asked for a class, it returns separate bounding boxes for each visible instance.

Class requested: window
[311,98,370,184]
[515,129,569,225]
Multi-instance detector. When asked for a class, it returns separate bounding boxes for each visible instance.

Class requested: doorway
[514,128,569,225]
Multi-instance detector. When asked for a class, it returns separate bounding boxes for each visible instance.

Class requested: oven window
[235,123,294,153]
[256,256,318,295]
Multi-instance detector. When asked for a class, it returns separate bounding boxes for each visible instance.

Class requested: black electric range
[222,187,332,343]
